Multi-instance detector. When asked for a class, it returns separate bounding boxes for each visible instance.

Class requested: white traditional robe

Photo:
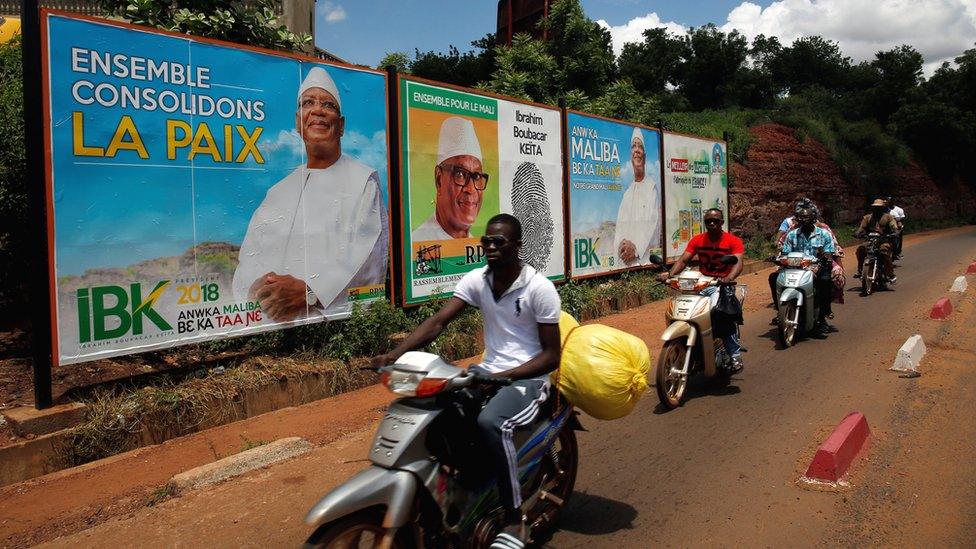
[233,155,388,320]
[411,213,467,242]
[613,176,662,267]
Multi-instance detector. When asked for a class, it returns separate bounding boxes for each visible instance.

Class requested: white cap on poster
[437,116,482,164]
[631,126,644,146]
[298,66,341,110]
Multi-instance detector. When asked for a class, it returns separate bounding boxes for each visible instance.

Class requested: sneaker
[729,356,744,374]
[491,519,528,549]
[890,276,897,284]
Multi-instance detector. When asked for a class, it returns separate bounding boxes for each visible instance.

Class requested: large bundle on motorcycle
[554,320,650,420]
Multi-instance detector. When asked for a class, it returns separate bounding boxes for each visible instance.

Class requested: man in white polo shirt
[372,213,561,549]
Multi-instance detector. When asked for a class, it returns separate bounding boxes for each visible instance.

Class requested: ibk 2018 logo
[76,281,172,342]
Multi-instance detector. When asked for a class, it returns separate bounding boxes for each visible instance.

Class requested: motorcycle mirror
[647,254,665,266]
[720,255,739,265]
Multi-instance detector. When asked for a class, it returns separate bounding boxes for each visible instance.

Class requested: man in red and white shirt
[657,208,746,371]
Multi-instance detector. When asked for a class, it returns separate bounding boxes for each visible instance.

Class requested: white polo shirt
[453,264,561,383]
[890,206,905,221]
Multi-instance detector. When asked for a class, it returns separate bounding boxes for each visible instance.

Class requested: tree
[891,101,976,182]
[97,0,310,51]
[587,79,660,126]
[770,36,851,94]
[862,45,924,123]
[677,24,749,110]
[617,27,686,95]
[541,0,616,98]
[377,52,410,73]
[408,34,497,88]
[0,36,28,317]
[482,34,562,103]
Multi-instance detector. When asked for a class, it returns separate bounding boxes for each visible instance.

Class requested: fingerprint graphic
[511,162,554,271]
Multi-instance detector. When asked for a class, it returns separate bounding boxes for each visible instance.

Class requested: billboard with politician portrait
[42,12,392,365]
[399,77,565,305]
[662,132,729,261]
[566,112,663,278]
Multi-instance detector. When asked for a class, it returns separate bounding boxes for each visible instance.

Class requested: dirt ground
[2,226,975,548]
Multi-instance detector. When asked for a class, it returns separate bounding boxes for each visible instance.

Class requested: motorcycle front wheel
[656,338,689,409]
[304,509,414,549]
[777,301,799,347]
[862,259,876,296]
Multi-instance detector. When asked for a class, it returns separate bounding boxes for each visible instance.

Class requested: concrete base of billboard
[0,367,374,488]
[2,402,88,436]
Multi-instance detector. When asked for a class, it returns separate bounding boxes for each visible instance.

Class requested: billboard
[42,12,392,365]
[662,132,729,261]
[398,77,565,305]
[566,112,663,278]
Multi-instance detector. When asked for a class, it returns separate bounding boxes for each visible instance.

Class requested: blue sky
[315,1,976,75]
[315,1,771,68]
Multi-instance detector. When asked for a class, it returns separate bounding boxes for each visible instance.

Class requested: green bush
[0,36,29,319]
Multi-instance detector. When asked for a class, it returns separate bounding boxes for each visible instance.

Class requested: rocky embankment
[730,123,975,237]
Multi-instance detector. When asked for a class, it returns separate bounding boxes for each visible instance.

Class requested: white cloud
[598,1,976,76]
[318,2,347,24]
[258,129,305,167]
[718,0,976,75]
[344,130,388,175]
[597,13,687,57]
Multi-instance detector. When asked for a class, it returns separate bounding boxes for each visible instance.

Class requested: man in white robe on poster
[614,126,662,267]
[233,66,389,322]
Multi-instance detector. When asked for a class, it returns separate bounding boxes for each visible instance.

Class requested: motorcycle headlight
[678,278,698,291]
[380,370,448,397]
[787,256,803,267]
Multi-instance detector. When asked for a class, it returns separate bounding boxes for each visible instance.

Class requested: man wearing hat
[411,116,488,241]
[854,198,900,283]
[232,66,389,322]
[613,126,662,266]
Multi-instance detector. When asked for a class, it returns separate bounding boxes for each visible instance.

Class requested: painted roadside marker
[950,276,968,293]
[967,262,976,274]
[930,297,953,320]
[891,334,926,373]
[803,412,871,483]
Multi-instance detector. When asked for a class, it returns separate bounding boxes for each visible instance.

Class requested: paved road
[27,227,976,548]
[546,227,976,547]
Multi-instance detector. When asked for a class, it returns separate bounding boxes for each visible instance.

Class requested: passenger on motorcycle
[781,206,836,336]
[886,196,905,259]
[370,213,561,549]
[854,198,899,283]
[657,208,746,373]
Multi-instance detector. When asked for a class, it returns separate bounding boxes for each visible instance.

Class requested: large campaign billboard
[398,77,565,305]
[662,132,729,261]
[42,12,392,365]
[566,112,663,278]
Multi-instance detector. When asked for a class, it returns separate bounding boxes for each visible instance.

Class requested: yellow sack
[553,323,650,420]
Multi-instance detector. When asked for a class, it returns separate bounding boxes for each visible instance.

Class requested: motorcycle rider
[781,205,836,336]
[854,198,899,283]
[769,197,814,304]
[657,208,745,373]
[371,213,561,549]
[886,196,905,259]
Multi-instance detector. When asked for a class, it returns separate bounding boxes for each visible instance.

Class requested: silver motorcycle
[771,252,821,347]
[303,352,581,548]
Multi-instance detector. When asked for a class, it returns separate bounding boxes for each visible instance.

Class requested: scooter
[860,233,894,296]
[770,252,822,347]
[303,352,582,548]
[653,255,746,410]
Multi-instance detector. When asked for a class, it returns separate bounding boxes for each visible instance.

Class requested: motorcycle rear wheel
[777,301,799,347]
[304,509,414,549]
[656,338,689,409]
[527,427,579,535]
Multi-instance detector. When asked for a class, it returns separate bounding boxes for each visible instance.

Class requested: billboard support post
[386,65,403,306]
[723,131,732,189]
[21,1,54,409]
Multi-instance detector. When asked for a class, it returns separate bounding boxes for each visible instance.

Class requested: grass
[146,482,176,507]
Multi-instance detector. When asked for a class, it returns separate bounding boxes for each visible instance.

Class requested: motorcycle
[303,352,582,548]
[653,255,746,410]
[770,252,825,347]
[860,233,894,296]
